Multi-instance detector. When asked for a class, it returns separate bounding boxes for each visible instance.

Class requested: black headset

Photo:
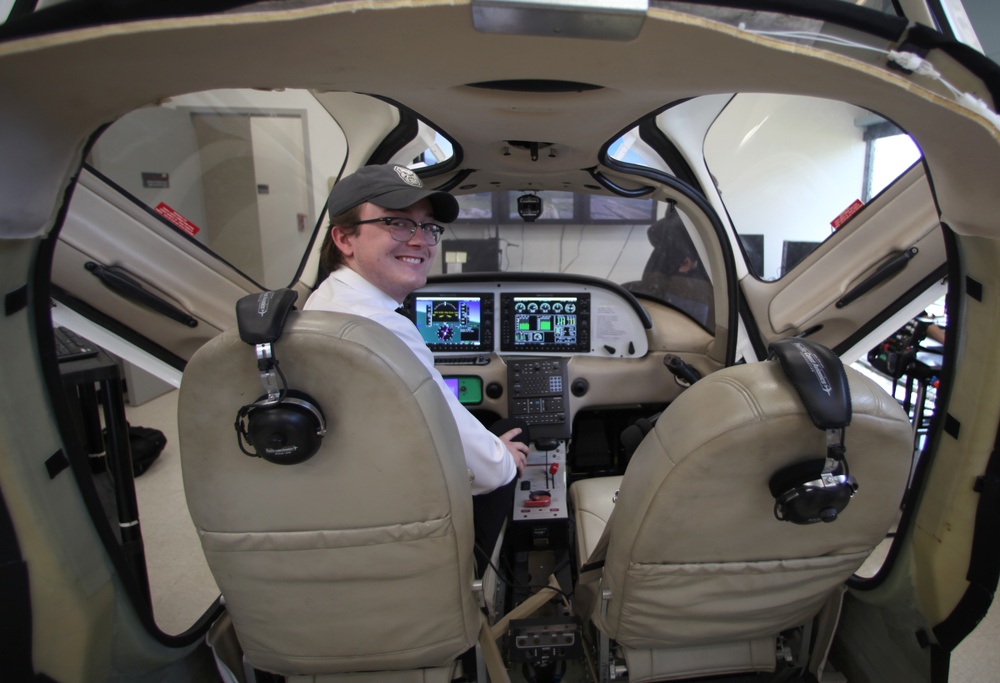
[236,389,326,465]
[232,289,327,465]
[769,444,858,525]
[766,339,859,525]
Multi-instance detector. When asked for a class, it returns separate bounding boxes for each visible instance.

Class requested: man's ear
[330,225,356,259]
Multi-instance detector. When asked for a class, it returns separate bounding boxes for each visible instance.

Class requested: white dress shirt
[304,267,516,495]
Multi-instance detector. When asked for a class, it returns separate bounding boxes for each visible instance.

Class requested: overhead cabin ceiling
[1,2,999,237]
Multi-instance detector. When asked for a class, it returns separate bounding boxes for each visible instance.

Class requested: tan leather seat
[179,310,481,682]
[570,344,913,682]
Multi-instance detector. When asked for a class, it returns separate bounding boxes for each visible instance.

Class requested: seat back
[179,311,480,676]
[591,355,912,649]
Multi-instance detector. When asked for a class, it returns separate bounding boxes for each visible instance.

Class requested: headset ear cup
[769,459,826,499]
[242,390,326,465]
[770,459,856,524]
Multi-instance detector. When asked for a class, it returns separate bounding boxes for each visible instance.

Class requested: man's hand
[500,427,529,477]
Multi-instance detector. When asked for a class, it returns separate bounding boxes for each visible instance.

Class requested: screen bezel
[500,292,590,353]
[409,292,493,353]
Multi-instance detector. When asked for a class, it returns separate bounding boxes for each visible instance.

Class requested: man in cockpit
[305,164,529,575]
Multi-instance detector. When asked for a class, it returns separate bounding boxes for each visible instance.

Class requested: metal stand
[61,349,151,605]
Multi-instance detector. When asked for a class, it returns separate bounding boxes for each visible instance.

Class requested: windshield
[87,86,716,330]
[446,191,714,330]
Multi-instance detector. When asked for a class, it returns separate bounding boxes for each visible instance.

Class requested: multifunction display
[412,294,493,352]
[500,293,590,353]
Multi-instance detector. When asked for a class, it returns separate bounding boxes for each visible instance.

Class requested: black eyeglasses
[349,217,445,245]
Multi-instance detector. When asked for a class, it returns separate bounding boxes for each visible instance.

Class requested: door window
[87,88,348,289]
[703,94,922,281]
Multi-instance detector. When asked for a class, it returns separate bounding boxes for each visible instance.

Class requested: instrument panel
[404,277,658,447]
[402,277,650,359]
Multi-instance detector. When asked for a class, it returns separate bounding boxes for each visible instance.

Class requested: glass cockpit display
[500,293,590,352]
[412,294,493,352]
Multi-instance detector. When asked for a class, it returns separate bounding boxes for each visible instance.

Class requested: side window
[387,122,456,168]
[620,203,715,330]
[87,88,349,289]
[703,94,921,281]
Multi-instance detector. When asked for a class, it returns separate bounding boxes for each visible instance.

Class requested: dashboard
[401,276,654,440]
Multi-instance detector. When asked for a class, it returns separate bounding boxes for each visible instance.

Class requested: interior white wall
[703,94,868,281]
[90,106,211,232]
[443,222,652,283]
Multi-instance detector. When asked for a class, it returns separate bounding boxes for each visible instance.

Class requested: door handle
[836,247,918,309]
[85,261,199,327]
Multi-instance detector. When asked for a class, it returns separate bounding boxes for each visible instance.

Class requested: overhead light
[472,0,648,41]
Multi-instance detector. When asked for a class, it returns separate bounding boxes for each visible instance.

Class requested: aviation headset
[233,289,327,465]
[766,339,859,525]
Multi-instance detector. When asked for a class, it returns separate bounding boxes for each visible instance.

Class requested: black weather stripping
[966,277,983,302]
[5,285,28,316]
[933,430,1000,651]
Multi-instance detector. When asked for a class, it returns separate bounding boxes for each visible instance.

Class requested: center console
[513,440,567,526]
[507,358,569,440]
[507,357,571,548]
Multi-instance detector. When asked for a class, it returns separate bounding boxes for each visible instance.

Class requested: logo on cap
[393,165,423,188]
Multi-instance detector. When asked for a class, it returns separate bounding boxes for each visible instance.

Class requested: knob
[485,382,503,399]
[570,378,589,397]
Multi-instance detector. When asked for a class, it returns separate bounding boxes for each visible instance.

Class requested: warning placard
[831,199,864,230]
[155,202,201,237]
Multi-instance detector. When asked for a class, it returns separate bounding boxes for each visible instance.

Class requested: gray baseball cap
[327,164,459,223]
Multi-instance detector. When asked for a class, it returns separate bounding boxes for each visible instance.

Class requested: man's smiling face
[331,199,437,303]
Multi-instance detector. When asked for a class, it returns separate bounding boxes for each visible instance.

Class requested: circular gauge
[437,325,454,341]
[527,302,538,313]
[515,302,526,312]
[565,303,576,313]
[552,303,563,312]
[540,303,551,313]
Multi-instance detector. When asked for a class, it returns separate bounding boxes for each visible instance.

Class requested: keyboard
[54,326,100,362]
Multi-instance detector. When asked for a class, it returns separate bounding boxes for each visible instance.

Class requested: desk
[60,350,151,604]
